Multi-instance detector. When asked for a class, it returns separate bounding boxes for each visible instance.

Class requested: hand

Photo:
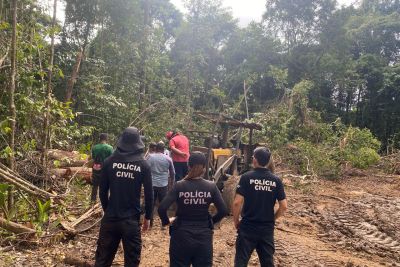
[142,219,150,232]
[234,219,240,230]
[169,217,176,224]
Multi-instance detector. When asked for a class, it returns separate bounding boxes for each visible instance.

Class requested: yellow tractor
[190,112,262,211]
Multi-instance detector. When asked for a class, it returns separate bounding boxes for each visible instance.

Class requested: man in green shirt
[91,133,113,203]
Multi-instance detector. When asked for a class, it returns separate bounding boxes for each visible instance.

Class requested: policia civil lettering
[158,152,228,267]
[94,127,153,267]
[233,147,288,267]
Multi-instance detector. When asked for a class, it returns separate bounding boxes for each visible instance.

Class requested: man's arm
[212,185,228,224]
[142,164,154,231]
[99,164,109,211]
[168,157,175,183]
[158,185,178,226]
[232,194,244,230]
[170,146,186,156]
[274,199,288,220]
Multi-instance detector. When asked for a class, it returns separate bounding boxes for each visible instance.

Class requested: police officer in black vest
[95,127,153,267]
[233,147,287,267]
[158,152,228,267]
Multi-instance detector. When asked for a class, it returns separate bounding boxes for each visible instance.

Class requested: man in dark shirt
[95,127,153,267]
[232,147,287,267]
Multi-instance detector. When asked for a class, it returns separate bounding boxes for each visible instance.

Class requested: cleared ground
[1,170,399,267]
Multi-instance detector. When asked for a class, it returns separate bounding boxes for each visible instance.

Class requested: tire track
[317,194,400,265]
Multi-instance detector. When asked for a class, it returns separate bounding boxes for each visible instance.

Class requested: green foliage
[0,184,17,220]
[339,127,381,169]
[347,147,381,169]
[36,199,51,225]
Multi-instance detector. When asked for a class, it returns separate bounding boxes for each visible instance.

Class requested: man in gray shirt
[147,142,175,227]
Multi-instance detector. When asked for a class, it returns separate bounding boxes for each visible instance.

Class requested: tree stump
[222,175,240,214]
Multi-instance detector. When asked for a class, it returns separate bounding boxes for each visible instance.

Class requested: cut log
[0,216,36,235]
[47,149,88,168]
[222,175,240,214]
[49,168,71,178]
[47,149,80,160]
[66,167,92,183]
[64,254,94,267]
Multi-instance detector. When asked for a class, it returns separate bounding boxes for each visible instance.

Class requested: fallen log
[47,149,80,160]
[71,203,101,228]
[49,168,71,178]
[63,255,94,267]
[0,216,36,235]
[0,166,58,199]
[61,204,102,235]
[66,167,92,183]
[48,149,88,168]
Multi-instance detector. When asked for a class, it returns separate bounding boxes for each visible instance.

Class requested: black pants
[169,222,213,267]
[173,162,188,181]
[91,170,101,202]
[234,227,275,267]
[151,186,168,226]
[95,217,141,267]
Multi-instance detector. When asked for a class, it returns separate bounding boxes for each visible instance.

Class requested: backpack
[92,153,103,171]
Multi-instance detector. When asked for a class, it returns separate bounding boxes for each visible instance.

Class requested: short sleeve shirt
[236,168,286,226]
[92,143,113,163]
[169,134,190,162]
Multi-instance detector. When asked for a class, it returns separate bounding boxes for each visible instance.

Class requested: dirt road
[1,172,399,266]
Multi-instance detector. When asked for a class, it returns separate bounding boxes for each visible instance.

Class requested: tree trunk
[138,0,150,112]
[64,11,93,103]
[8,0,18,212]
[42,0,57,168]
[8,0,17,171]
[64,48,83,102]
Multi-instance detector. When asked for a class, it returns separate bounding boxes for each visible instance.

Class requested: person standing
[95,127,153,267]
[166,131,190,181]
[233,147,287,267]
[90,133,113,203]
[147,142,175,227]
[158,152,228,267]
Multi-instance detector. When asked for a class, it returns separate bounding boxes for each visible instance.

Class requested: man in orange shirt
[166,131,190,181]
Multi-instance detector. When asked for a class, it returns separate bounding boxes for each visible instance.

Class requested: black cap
[253,147,271,167]
[188,151,206,168]
[116,127,145,152]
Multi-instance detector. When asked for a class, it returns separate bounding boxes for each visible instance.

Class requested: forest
[0,0,399,266]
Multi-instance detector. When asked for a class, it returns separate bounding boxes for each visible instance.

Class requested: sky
[43,0,358,27]
[170,0,357,26]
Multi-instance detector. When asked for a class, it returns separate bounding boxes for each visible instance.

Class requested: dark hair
[185,152,207,180]
[156,142,165,152]
[99,133,108,142]
[188,152,207,168]
[253,147,271,167]
[149,142,157,150]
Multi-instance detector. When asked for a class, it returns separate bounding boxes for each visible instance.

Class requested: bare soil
[1,171,399,267]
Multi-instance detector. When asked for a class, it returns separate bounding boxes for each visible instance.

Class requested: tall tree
[63,0,99,102]
[42,0,57,166]
[8,0,17,170]
[171,0,237,112]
